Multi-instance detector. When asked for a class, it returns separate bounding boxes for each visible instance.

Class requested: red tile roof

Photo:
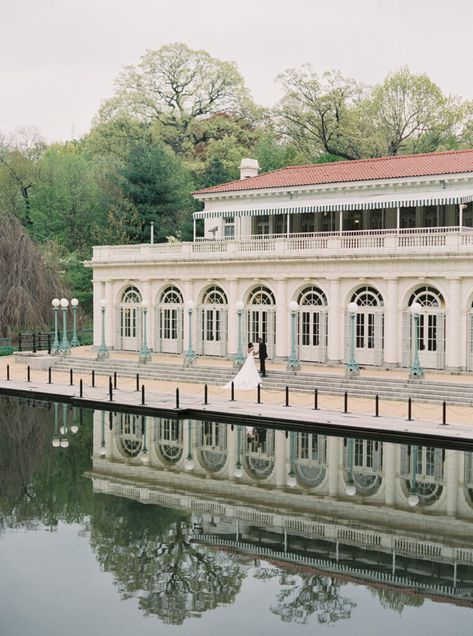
[194,149,473,196]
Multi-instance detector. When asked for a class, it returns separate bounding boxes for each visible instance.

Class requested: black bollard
[113,371,117,389]
[27,365,31,382]
[231,381,235,402]
[285,386,289,407]
[70,368,73,386]
[176,388,180,409]
[32,332,36,354]
[204,384,208,405]
[6,364,10,381]
[257,384,261,404]
[408,397,412,421]
[109,376,113,401]
[47,333,51,355]
[375,394,379,417]
[344,391,348,413]
[141,384,145,405]
[92,370,95,388]
[136,373,140,392]
[442,401,447,425]
[48,367,52,384]
[314,388,318,410]
[79,379,83,398]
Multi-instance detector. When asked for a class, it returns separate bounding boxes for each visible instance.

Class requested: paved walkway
[2,348,473,444]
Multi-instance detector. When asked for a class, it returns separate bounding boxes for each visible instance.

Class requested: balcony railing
[91,226,473,264]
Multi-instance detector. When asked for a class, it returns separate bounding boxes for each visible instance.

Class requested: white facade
[86,151,473,372]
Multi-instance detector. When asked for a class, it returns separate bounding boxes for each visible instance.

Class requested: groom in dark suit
[258,338,267,377]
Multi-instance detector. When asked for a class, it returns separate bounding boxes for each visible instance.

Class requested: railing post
[136,373,140,392]
[442,401,447,425]
[70,368,73,386]
[408,397,412,421]
[47,333,51,355]
[27,365,31,382]
[6,364,10,381]
[285,386,289,407]
[141,384,145,405]
[92,370,95,388]
[344,391,348,413]
[113,371,117,390]
[48,367,52,384]
[231,381,235,402]
[79,379,83,398]
[257,384,261,404]
[109,376,113,401]
[32,332,36,353]
[18,333,22,352]
[375,394,379,417]
[204,384,208,405]
[314,388,318,410]
[176,388,179,409]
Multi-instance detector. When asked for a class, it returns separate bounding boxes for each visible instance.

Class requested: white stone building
[87,149,473,372]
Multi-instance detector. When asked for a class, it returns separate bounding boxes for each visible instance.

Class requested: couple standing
[225,339,268,390]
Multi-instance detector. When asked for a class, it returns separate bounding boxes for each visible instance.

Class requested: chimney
[240,158,260,180]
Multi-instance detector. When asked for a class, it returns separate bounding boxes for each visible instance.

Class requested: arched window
[408,286,444,308]
[197,422,227,472]
[401,445,444,506]
[297,286,328,362]
[202,286,227,305]
[244,428,275,479]
[160,286,183,305]
[406,286,446,368]
[298,286,327,306]
[295,433,327,487]
[248,286,275,305]
[344,438,383,496]
[154,419,183,465]
[122,286,142,304]
[115,413,143,459]
[351,286,384,307]
[348,286,384,366]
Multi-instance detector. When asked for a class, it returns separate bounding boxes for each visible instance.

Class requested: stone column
[93,280,105,347]
[274,430,287,488]
[104,280,114,350]
[383,277,399,367]
[327,278,341,363]
[446,277,462,371]
[275,279,288,359]
[227,279,238,356]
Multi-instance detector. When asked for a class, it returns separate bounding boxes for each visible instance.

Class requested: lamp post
[60,298,70,355]
[139,300,152,363]
[345,301,360,377]
[407,444,420,507]
[141,415,149,464]
[70,298,80,347]
[51,298,60,354]
[233,300,245,367]
[234,425,243,479]
[97,298,110,360]
[287,300,301,372]
[287,431,297,488]
[184,299,197,367]
[409,302,424,379]
[345,437,356,496]
[184,420,194,470]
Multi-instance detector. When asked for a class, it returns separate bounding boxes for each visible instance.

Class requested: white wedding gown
[225,351,261,390]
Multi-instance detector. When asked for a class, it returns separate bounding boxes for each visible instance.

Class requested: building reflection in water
[89,412,473,612]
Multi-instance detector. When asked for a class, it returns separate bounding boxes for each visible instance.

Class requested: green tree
[101,43,253,156]
[119,141,194,243]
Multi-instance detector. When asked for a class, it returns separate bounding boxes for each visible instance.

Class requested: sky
[1,0,473,142]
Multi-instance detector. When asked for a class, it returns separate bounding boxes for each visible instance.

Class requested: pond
[1,397,473,635]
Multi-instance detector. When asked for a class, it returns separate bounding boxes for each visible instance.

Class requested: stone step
[49,357,473,405]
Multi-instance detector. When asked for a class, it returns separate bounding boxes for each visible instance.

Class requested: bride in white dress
[225,343,262,390]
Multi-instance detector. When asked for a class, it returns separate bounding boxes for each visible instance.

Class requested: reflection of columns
[383,277,399,367]
[445,451,459,516]
[327,436,339,497]
[446,277,462,371]
[275,279,288,358]
[227,280,238,356]
[327,278,341,363]
[384,443,396,506]
[274,430,287,487]
[226,426,237,479]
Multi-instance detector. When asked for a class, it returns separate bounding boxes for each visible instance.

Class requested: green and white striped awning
[193,191,473,220]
